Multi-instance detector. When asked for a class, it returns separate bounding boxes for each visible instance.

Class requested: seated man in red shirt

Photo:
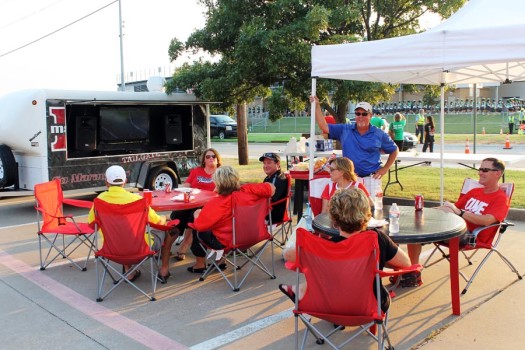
[405,157,510,287]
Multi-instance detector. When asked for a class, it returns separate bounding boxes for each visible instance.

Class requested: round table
[312,205,467,316]
[141,189,217,212]
[313,205,467,244]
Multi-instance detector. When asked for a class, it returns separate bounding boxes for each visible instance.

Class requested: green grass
[223,159,525,208]
[218,132,525,144]
[247,113,524,136]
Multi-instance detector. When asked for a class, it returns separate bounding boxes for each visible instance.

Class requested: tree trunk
[237,103,249,165]
[336,101,349,123]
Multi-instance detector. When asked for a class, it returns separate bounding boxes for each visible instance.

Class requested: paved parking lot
[1,215,524,349]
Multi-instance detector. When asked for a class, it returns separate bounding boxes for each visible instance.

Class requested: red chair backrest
[294,228,380,324]
[232,191,271,249]
[34,179,65,230]
[309,178,332,217]
[93,198,153,265]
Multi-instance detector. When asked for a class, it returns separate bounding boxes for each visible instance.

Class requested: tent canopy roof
[311,0,525,85]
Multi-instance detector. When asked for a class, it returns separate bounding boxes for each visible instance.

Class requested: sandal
[174,252,186,261]
[157,271,171,284]
[127,270,141,283]
[278,284,296,303]
[187,266,207,274]
[217,258,227,270]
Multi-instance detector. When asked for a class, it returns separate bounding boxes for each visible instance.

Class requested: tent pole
[440,84,445,205]
[473,84,477,154]
[309,78,317,180]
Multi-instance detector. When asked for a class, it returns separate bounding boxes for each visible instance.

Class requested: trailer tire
[147,166,178,191]
[0,145,17,188]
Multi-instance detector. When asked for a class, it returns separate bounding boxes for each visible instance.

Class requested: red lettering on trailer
[70,173,106,183]
[49,107,66,152]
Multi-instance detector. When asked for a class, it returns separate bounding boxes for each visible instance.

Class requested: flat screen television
[99,107,150,143]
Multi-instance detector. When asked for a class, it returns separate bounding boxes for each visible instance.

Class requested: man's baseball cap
[105,165,127,185]
[354,102,372,113]
[259,152,280,162]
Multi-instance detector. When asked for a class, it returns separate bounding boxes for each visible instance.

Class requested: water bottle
[389,203,400,234]
[303,202,313,232]
[374,186,384,210]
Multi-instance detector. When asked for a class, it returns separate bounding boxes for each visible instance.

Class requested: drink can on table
[415,194,424,211]
[183,192,190,203]
[165,183,172,193]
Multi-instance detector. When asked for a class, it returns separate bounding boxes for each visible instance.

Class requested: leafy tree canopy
[166,0,466,121]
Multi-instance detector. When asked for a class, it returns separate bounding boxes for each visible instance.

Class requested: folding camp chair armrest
[35,206,74,222]
[63,198,93,209]
[149,219,180,232]
[470,221,514,238]
[379,264,422,278]
[270,194,291,208]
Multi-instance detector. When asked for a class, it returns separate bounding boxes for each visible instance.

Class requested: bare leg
[407,244,422,265]
[176,228,193,256]
[160,229,179,276]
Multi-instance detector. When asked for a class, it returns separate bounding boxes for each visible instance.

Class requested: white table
[381,152,525,194]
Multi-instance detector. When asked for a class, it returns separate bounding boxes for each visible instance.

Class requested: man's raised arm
[310,95,329,134]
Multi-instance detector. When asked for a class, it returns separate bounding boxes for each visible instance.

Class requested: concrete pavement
[0,213,524,349]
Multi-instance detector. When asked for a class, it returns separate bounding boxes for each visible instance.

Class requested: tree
[166,0,466,155]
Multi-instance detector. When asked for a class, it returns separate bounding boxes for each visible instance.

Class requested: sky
[0,0,207,96]
[0,1,444,97]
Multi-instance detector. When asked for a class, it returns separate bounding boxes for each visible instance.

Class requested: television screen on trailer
[99,107,150,142]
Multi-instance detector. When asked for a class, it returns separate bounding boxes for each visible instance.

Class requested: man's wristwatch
[458,209,465,217]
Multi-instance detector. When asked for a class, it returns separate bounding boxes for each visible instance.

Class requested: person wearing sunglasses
[320,157,373,214]
[404,157,509,288]
[311,95,398,198]
[163,148,223,281]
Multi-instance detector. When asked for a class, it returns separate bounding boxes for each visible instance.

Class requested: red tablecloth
[141,189,217,212]
[289,170,330,180]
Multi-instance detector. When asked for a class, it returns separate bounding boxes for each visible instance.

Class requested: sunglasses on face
[355,112,369,117]
[478,167,498,173]
[205,154,217,159]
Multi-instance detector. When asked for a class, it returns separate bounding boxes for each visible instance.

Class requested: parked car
[210,115,238,139]
[401,132,419,151]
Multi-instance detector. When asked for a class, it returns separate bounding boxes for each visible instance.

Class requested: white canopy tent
[309,0,525,202]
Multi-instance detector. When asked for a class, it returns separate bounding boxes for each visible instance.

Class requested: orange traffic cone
[482,127,486,135]
[464,137,470,154]
[503,134,512,149]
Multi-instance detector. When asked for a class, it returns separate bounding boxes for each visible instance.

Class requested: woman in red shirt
[161,149,222,281]
[320,157,372,214]
[188,166,275,273]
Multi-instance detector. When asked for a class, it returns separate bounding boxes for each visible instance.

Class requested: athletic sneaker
[399,272,423,288]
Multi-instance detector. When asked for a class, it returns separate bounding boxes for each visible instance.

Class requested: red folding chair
[424,178,521,294]
[193,191,275,291]
[286,228,395,350]
[308,178,332,217]
[34,179,95,271]
[270,173,293,247]
[93,197,178,301]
